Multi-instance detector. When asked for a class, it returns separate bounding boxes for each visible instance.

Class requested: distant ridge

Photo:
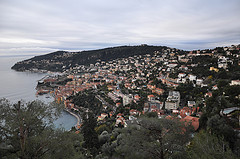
[11,45,178,72]
[12,44,239,72]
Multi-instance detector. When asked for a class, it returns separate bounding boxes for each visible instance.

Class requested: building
[165,101,178,110]
[196,79,203,86]
[152,88,164,95]
[147,94,155,101]
[189,74,197,81]
[165,91,180,110]
[188,101,196,108]
[210,67,219,72]
[144,100,164,112]
[218,56,228,69]
[123,94,133,106]
[178,73,186,79]
[230,80,240,86]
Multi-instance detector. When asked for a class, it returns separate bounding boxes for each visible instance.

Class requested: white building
[230,80,240,86]
[165,91,180,110]
[196,79,203,86]
[123,94,133,106]
[178,73,186,79]
[189,74,197,81]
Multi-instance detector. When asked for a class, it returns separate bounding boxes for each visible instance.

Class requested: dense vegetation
[69,91,103,116]
[199,85,240,153]
[0,98,238,158]
[190,55,240,80]
[0,99,85,159]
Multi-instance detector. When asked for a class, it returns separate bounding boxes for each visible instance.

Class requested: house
[152,88,164,95]
[161,78,179,88]
[205,92,213,97]
[129,115,137,121]
[196,79,203,86]
[129,109,140,116]
[116,113,123,118]
[220,107,240,117]
[147,84,156,90]
[64,100,75,109]
[188,101,196,108]
[218,56,228,69]
[181,116,199,131]
[172,110,179,114]
[115,117,127,127]
[220,107,240,128]
[97,113,108,121]
[230,80,240,86]
[218,63,228,69]
[210,67,219,72]
[177,77,187,84]
[116,103,121,107]
[168,63,178,68]
[189,74,197,81]
[101,113,108,118]
[178,73,186,79]
[212,85,218,90]
[134,94,141,101]
[147,94,155,102]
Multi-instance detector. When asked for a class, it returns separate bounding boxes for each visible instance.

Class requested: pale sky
[0,0,239,56]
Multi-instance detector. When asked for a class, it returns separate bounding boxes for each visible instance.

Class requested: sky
[0,0,240,56]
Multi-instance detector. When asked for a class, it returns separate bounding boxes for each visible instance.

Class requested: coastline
[64,108,81,128]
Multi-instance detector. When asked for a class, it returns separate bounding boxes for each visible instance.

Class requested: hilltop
[11,45,175,72]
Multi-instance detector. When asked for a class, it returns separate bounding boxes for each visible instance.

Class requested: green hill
[11,45,172,72]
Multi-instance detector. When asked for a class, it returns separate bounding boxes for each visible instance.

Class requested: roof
[222,107,240,115]
[117,113,123,117]
[134,95,140,98]
[130,109,137,112]
[148,94,155,97]
[182,116,199,131]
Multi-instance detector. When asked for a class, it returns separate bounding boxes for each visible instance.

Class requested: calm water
[0,56,77,130]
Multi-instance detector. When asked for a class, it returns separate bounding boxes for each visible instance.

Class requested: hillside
[11,45,174,72]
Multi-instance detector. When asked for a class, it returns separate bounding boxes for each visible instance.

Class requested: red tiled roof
[182,116,199,131]
[148,94,155,97]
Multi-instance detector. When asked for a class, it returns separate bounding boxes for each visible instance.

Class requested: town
[35,44,240,135]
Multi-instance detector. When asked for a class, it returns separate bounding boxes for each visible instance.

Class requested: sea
[0,55,77,130]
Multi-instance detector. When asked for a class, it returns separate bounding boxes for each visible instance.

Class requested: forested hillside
[11,45,171,72]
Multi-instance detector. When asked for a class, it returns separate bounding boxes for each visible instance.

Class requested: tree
[188,130,237,159]
[207,114,236,149]
[217,80,229,90]
[144,111,158,118]
[0,99,84,159]
[81,111,100,156]
[115,117,193,159]
[70,91,103,116]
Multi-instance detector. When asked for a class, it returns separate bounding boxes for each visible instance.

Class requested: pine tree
[81,110,99,156]
[0,99,84,159]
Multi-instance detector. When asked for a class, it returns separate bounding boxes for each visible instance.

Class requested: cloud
[0,0,239,55]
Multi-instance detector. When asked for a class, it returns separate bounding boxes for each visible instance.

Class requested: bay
[0,56,77,130]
